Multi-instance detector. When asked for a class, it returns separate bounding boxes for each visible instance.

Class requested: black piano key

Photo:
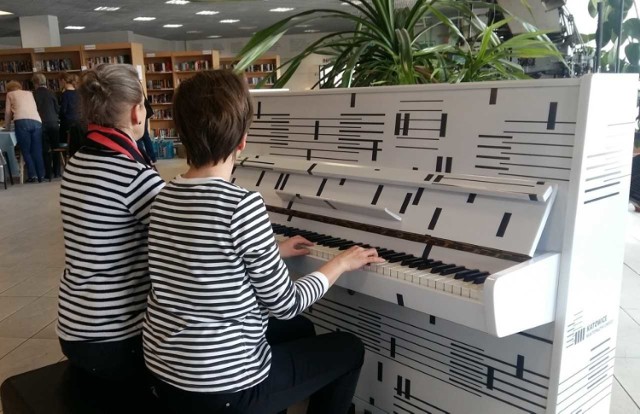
[418,260,441,270]
[454,269,479,280]
[326,239,350,248]
[408,260,428,268]
[307,234,332,243]
[379,251,399,259]
[440,265,466,275]
[386,253,410,263]
[473,273,490,284]
[463,271,489,283]
[401,257,423,267]
[319,238,344,246]
[338,242,357,250]
[431,263,456,273]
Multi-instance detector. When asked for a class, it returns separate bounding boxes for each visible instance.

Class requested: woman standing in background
[59,72,83,155]
[4,80,45,183]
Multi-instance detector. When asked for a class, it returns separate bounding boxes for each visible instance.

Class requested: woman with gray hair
[56,64,164,390]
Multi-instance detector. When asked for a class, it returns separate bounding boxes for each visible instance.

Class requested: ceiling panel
[0,0,358,40]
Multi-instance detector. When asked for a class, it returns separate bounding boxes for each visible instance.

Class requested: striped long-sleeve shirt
[57,148,164,342]
[142,176,329,393]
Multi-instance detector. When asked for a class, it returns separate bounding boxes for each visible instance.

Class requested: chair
[51,131,70,173]
[1,151,9,189]
[14,146,25,185]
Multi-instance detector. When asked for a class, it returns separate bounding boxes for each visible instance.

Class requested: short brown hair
[173,70,253,168]
[78,64,143,127]
[61,72,79,87]
[32,73,46,87]
[6,81,22,92]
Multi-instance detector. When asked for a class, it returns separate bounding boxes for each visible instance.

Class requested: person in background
[59,72,83,155]
[136,96,157,166]
[57,64,164,401]
[32,73,60,180]
[143,70,385,414]
[4,80,45,183]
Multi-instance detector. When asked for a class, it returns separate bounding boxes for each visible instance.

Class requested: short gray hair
[78,64,143,128]
[32,73,46,87]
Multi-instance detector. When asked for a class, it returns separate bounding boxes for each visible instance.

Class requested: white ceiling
[0,0,358,41]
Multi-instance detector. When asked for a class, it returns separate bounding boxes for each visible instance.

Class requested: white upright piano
[233,74,637,414]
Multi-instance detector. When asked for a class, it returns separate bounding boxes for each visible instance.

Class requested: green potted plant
[231,0,562,88]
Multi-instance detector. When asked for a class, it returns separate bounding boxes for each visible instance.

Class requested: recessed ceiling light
[196,11,219,15]
[341,0,362,4]
[304,29,319,33]
[133,16,156,21]
[219,19,239,23]
[165,0,189,4]
[295,24,310,28]
[186,30,202,34]
[0,10,13,15]
[65,26,85,30]
[207,35,222,38]
[94,6,120,11]
[239,26,257,30]
[270,7,295,12]
[163,24,183,28]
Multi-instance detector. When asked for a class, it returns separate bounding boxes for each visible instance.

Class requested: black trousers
[41,124,60,178]
[152,317,365,414]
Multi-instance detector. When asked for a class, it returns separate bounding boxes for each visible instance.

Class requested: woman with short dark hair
[57,64,164,386]
[143,70,384,414]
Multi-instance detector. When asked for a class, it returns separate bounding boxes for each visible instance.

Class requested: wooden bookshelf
[144,50,220,140]
[33,45,83,92]
[0,48,35,124]
[220,55,280,88]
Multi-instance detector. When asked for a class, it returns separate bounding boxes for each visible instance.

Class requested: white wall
[60,30,133,46]
[0,36,21,48]
[132,34,185,52]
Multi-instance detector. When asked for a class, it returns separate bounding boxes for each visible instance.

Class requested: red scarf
[85,124,151,166]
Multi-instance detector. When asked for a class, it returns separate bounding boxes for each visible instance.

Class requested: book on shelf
[151,109,173,120]
[0,60,33,73]
[146,62,170,72]
[174,60,210,72]
[149,93,172,104]
[147,79,173,90]
[86,55,131,68]
[152,128,177,138]
[34,59,74,72]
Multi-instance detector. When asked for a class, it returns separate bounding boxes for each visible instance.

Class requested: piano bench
[0,360,167,414]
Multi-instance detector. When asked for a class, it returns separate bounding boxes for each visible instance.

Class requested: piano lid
[235,155,558,258]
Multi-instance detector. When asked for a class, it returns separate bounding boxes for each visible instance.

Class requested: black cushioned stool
[1,360,167,414]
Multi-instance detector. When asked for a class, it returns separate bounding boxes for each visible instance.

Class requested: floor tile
[0,338,25,360]
[33,320,58,340]
[0,338,63,385]
[621,265,640,311]
[614,358,640,408]
[616,309,640,358]
[0,297,58,338]
[0,296,37,322]
[611,376,640,414]
[0,274,59,297]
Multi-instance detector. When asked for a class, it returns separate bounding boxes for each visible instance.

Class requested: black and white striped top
[143,176,328,393]
[57,148,164,342]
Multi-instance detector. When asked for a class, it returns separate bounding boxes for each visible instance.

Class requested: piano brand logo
[573,315,612,346]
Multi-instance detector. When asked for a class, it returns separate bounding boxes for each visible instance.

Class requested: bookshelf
[220,55,280,88]
[144,50,220,140]
[0,49,35,119]
[33,45,83,91]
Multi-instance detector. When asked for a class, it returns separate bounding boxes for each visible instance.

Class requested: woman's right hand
[317,246,386,286]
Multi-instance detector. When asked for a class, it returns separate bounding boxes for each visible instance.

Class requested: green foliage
[232,0,562,88]
[587,0,640,73]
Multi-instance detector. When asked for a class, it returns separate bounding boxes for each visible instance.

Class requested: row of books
[152,128,177,138]
[0,80,32,92]
[247,76,276,86]
[0,60,33,73]
[34,59,74,72]
[221,62,275,73]
[146,62,171,72]
[86,55,131,69]
[150,109,173,120]
[147,79,173,90]
[174,60,211,72]
[149,93,172,104]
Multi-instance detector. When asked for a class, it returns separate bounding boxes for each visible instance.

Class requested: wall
[132,34,185,53]
[60,30,133,46]
[0,36,21,48]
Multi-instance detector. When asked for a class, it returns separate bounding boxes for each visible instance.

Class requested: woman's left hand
[278,236,314,258]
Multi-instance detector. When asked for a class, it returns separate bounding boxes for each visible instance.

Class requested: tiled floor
[0,158,639,413]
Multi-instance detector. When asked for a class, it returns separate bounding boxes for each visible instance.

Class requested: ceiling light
[207,35,222,38]
[304,29,319,33]
[65,26,85,30]
[239,26,257,30]
[219,19,239,23]
[0,10,13,15]
[295,24,310,28]
[94,6,120,11]
[133,16,156,21]
[165,0,190,4]
[186,30,202,34]
[196,11,219,15]
[341,0,362,4]
[163,24,183,28]
[270,7,295,12]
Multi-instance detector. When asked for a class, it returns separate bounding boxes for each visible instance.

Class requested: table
[0,130,18,181]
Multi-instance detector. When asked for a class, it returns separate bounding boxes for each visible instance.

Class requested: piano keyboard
[273,224,490,301]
